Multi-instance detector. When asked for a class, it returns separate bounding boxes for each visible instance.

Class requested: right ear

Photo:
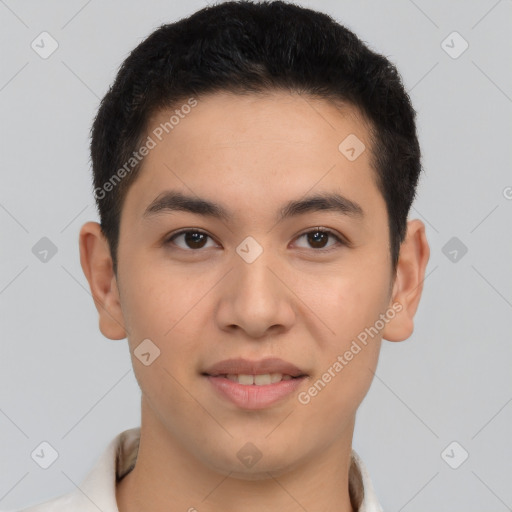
[78,221,127,340]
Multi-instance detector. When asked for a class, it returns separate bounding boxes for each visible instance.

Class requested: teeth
[238,374,255,385]
[254,374,272,385]
[224,373,294,385]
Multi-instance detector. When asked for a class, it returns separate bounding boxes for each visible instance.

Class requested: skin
[79,91,430,512]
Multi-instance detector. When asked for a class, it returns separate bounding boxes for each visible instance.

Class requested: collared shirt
[15,427,383,512]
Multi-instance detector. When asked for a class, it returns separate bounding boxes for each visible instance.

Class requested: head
[80,0,429,480]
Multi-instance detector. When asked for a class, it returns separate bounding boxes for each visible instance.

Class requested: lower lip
[205,375,307,410]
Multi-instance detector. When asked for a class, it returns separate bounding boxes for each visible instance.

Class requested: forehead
[122,91,385,228]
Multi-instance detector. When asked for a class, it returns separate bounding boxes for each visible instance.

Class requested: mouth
[201,360,308,409]
[201,357,309,409]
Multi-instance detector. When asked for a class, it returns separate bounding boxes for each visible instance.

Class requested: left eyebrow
[142,190,365,223]
[278,192,364,221]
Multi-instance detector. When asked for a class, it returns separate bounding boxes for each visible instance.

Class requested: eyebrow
[143,190,364,223]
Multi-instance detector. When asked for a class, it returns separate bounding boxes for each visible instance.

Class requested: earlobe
[78,221,127,340]
[382,219,430,342]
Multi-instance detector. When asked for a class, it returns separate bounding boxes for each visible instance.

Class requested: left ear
[381,219,430,342]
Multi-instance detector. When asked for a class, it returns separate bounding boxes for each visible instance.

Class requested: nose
[215,247,296,339]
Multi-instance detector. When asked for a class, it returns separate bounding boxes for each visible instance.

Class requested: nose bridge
[217,238,295,336]
[234,240,280,310]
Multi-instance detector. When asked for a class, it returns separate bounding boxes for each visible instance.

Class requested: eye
[293,228,346,251]
[164,227,347,252]
[165,229,218,250]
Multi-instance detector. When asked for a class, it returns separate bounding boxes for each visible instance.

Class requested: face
[113,91,397,477]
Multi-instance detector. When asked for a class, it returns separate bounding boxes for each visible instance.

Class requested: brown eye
[295,228,345,251]
[166,230,217,250]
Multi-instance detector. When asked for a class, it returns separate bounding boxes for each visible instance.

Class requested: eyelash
[164,227,347,253]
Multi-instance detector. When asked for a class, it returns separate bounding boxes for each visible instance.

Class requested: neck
[116,400,358,512]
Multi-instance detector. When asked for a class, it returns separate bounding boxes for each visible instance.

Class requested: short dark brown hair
[90,0,422,277]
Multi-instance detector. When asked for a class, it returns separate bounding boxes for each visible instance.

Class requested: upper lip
[203,357,307,377]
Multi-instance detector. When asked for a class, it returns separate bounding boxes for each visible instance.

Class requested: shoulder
[351,449,384,512]
[13,489,95,512]
[11,427,141,512]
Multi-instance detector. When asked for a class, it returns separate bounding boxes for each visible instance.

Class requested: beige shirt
[16,427,383,512]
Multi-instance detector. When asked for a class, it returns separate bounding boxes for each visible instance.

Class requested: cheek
[306,261,389,404]
[300,276,385,424]
[323,263,391,343]
[120,266,205,415]
[120,255,199,338]
[119,260,208,378]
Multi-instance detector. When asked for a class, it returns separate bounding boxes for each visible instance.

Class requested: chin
[197,442,305,480]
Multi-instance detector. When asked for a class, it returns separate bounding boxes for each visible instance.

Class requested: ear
[381,219,430,342]
[78,221,127,340]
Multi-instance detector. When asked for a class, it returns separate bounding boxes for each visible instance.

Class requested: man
[19,1,430,510]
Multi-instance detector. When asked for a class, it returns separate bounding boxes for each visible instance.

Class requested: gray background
[1,0,511,510]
